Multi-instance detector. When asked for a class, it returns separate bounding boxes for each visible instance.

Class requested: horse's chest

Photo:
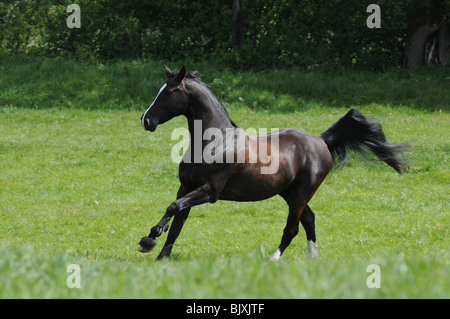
[178,162,207,189]
[178,161,234,191]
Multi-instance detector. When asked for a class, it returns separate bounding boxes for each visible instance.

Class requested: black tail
[321,108,410,173]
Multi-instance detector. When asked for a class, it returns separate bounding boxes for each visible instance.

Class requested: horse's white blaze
[141,83,167,128]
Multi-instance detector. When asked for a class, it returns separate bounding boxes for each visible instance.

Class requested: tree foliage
[1,0,448,70]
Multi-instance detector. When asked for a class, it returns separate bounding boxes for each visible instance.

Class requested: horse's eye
[165,89,172,95]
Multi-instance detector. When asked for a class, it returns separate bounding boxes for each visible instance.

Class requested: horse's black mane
[186,71,201,80]
[185,71,238,128]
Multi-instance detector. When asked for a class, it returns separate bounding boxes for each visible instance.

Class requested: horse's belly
[218,165,293,202]
[219,184,281,202]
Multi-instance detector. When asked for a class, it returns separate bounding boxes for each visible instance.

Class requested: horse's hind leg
[300,205,318,258]
[271,199,307,261]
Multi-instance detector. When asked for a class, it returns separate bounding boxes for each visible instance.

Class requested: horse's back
[218,128,332,202]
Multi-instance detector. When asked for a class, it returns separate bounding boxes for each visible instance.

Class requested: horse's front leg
[156,207,190,260]
[138,183,214,257]
[138,186,187,253]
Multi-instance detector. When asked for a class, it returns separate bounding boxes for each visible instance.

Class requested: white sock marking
[270,248,282,261]
[307,240,318,258]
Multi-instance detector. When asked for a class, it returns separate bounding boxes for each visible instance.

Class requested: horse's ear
[164,65,172,77]
[175,66,187,84]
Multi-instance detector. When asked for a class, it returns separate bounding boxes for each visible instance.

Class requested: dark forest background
[1,0,449,71]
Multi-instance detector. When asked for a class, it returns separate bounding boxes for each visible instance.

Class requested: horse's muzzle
[143,118,158,132]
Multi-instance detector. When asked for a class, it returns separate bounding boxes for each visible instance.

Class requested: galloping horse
[139,66,409,260]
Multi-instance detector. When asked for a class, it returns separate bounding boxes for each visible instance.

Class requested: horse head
[141,66,189,132]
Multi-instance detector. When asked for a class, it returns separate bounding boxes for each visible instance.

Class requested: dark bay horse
[139,66,409,260]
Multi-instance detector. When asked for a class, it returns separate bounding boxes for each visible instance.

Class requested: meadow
[0,56,448,298]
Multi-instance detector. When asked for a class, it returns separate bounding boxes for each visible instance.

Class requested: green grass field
[0,57,448,298]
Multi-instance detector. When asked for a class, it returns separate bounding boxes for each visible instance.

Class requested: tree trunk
[232,0,244,49]
[404,0,444,69]
[437,24,450,65]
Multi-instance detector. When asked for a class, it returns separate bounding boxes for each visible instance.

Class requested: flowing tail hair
[321,108,410,174]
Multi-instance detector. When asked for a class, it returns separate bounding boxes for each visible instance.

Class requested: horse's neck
[185,84,235,134]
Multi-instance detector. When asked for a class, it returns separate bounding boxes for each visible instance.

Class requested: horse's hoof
[138,237,156,253]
